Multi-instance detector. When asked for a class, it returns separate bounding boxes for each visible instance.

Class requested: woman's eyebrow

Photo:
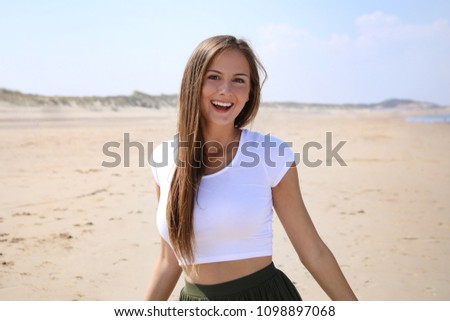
[207,69,249,78]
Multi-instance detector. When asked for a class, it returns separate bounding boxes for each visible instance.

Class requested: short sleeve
[149,143,162,186]
[262,134,295,187]
[149,140,176,187]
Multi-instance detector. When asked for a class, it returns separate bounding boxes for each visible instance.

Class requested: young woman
[145,35,357,301]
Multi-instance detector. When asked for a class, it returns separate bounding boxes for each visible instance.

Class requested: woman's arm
[144,237,182,300]
[144,184,182,300]
[272,166,357,300]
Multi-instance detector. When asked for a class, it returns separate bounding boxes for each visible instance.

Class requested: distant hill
[262,98,442,110]
[0,88,177,108]
[0,88,442,110]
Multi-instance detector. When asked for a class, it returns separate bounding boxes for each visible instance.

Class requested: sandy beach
[0,105,449,300]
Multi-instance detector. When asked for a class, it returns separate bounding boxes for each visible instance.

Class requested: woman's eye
[234,78,245,84]
[207,75,220,80]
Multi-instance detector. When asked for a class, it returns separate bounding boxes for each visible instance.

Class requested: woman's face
[200,49,251,129]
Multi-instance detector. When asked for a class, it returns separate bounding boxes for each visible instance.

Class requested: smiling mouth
[211,100,233,112]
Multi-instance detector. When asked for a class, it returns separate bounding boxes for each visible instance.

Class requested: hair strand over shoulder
[166,35,267,266]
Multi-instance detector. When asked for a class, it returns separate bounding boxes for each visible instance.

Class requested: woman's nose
[218,80,232,94]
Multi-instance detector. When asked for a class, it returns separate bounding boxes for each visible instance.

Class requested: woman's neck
[200,124,241,174]
[201,124,241,149]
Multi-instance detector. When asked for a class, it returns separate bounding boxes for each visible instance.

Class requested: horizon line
[0,87,445,107]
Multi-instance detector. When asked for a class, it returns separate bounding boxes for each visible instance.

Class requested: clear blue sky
[1,0,449,104]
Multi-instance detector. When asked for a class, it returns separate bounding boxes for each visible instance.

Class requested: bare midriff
[184,255,273,285]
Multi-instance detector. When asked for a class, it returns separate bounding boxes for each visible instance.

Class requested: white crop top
[150,129,295,265]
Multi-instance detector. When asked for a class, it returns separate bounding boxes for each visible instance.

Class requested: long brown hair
[167,35,267,265]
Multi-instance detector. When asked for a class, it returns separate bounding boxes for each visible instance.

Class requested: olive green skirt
[179,262,302,301]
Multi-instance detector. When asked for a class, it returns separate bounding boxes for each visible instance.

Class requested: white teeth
[212,100,232,108]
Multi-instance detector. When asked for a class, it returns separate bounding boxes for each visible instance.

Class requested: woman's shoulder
[241,129,295,187]
[150,137,176,167]
[242,129,291,147]
[241,128,295,163]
